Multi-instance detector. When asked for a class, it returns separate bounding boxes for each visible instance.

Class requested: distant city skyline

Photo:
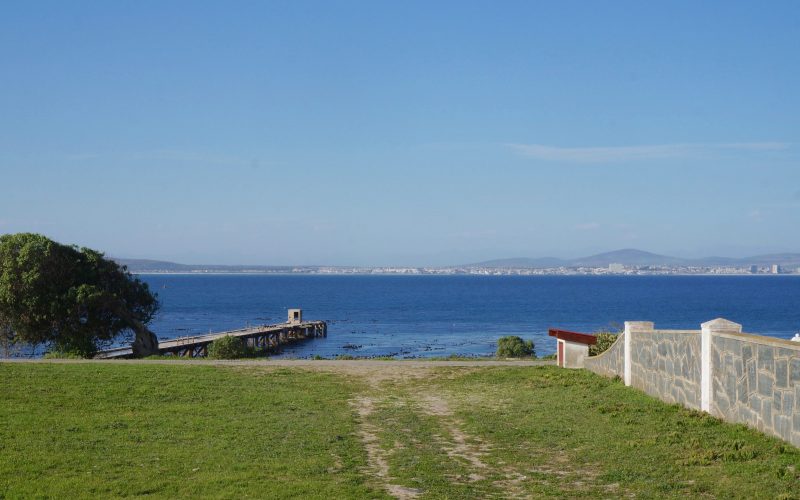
[1,1,799,266]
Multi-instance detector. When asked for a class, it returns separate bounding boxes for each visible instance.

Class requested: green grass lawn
[1,363,798,499]
[0,364,384,498]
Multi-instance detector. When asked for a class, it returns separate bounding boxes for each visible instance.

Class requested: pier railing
[95,320,327,359]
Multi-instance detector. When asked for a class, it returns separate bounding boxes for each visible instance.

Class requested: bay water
[139,274,800,358]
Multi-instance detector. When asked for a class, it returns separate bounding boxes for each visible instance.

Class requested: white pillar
[624,321,654,387]
[700,318,742,413]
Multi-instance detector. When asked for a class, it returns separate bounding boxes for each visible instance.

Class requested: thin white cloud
[508,142,790,163]
[575,222,601,231]
[748,209,764,222]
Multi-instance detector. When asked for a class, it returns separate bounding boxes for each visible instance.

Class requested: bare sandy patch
[350,396,422,499]
[416,393,534,498]
[417,394,490,472]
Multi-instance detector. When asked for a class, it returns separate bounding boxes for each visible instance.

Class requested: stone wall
[583,332,625,378]
[711,332,800,447]
[582,319,800,448]
[629,330,702,410]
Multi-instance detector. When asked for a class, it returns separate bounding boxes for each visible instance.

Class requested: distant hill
[570,249,686,267]
[466,249,685,268]
[113,258,298,273]
[736,253,800,267]
[467,249,800,268]
[115,250,800,272]
[685,256,741,267]
[114,259,195,272]
[468,257,569,268]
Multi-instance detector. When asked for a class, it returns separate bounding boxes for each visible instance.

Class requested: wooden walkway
[95,321,327,359]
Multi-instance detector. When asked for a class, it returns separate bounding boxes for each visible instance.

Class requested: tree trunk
[131,324,160,357]
[111,306,160,358]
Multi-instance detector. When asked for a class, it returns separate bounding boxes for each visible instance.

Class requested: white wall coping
[713,330,800,351]
[650,329,701,334]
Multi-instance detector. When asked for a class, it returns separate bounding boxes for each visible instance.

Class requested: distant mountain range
[115,249,800,273]
[468,249,800,268]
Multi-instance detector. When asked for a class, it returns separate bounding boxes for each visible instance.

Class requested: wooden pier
[96,311,326,359]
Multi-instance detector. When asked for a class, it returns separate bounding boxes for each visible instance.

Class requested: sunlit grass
[1,363,797,498]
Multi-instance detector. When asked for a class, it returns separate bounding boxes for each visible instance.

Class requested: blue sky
[1,1,798,265]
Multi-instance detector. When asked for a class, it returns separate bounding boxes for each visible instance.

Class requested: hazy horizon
[110,247,800,268]
[2,2,799,266]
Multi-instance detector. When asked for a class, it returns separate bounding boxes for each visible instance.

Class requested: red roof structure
[548,328,598,345]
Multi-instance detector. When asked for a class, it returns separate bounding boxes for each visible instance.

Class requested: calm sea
[135,274,800,358]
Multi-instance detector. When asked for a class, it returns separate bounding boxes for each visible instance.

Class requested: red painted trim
[548,328,598,345]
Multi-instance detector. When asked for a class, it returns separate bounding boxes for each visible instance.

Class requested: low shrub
[589,332,619,356]
[207,336,249,359]
[496,336,535,358]
[43,350,86,359]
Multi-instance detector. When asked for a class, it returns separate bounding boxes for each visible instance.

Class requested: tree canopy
[496,335,536,358]
[0,233,160,357]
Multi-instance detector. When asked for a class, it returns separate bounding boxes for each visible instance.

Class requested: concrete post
[700,318,742,413]
[623,321,654,386]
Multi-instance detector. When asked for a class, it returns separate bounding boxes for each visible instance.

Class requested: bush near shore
[207,335,251,359]
[496,335,536,358]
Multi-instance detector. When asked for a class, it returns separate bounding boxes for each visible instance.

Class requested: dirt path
[351,396,423,499]
[280,361,543,499]
[416,393,531,498]
[0,358,553,368]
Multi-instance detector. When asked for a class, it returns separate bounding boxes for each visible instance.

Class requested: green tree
[496,335,536,358]
[0,233,160,357]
